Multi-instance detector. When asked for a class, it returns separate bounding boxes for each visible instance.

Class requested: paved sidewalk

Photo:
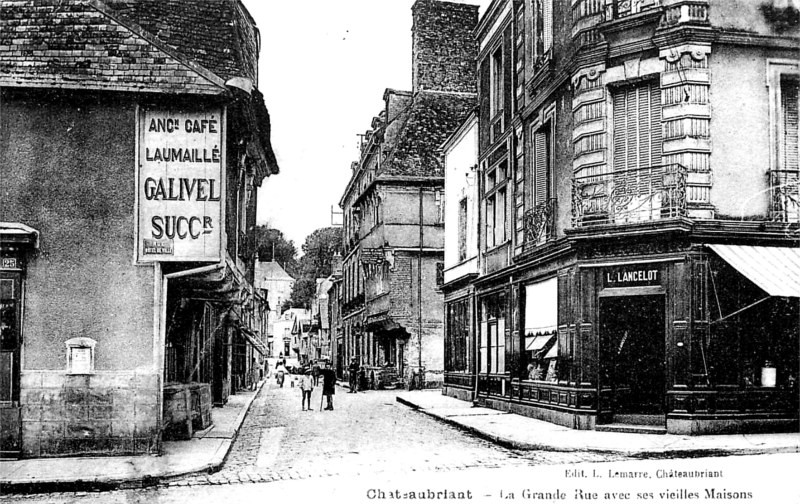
[0,382,263,493]
[397,390,800,458]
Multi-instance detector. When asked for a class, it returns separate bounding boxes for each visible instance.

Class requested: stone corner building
[443,0,799,435]
[0,0,278,458]
[336,0,479,390]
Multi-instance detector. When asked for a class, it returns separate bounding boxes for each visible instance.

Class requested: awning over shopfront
[525,333,555,352]
[708,245,800,298]
[240,327,268,357]
[524,277,558,335]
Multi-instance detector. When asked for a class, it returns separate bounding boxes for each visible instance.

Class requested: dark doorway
[600,295,665,418]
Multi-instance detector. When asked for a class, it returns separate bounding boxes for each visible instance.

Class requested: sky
[244,0,492,249]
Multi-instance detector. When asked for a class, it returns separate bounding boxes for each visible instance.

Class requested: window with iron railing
[525,119,555,248]
[604,0,662,20]
[770,75,799,222]
[572,164,687,227]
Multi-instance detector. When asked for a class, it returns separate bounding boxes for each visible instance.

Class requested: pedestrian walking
[300,368,314,411]
[249,358,262,391]
[348,357,359,393]
[320,360,336,410]
[276,362,288,388]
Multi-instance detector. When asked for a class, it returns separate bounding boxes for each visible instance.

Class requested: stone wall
[20,371,159,458]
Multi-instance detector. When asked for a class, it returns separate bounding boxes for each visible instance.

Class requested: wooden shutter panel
[613,89,628,172]
[543,0,553,53]
[782,77,799,172]
[503,23,514,127]
[534,129,548,204]
[613,81,661,171]
[479,59,491,151]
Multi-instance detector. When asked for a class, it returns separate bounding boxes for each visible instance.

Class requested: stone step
[595,423,667,435]
[614,414,664,426]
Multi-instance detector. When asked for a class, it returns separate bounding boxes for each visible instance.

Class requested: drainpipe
[418,186,424,389]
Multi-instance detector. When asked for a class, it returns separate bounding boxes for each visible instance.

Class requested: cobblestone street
[164,380,623,487]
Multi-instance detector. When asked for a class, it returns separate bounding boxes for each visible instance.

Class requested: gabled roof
[0,0,229,94]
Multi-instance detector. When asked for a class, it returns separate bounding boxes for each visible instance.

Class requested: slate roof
[0,0,254,94]
[380,91,476,178]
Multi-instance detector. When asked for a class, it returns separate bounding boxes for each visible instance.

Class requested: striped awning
[708,245,800,298]
[241,327,268,356]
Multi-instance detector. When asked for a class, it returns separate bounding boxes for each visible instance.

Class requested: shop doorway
[600,295,665,421]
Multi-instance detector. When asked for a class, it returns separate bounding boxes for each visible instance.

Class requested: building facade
[0,0,278,457]
[254,260,295,355]
[441,113,480,401]
[445,0,799,435]
[336,0,480,390]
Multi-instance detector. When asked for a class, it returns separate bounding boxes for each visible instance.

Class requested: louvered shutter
[543,0,553,53]
[479,59,491,151]
[782,77,799,172]
[613,81,662,172]
[503,24,513,127]
[534,127,549,204]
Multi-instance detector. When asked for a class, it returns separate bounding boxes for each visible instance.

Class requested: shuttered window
[534,0,553,60]
[533,123,552,204]
[612,81,662,172]
[458,197,468,262]
[781,76,799,172]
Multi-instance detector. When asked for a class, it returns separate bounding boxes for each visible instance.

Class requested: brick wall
[411,0,479,94]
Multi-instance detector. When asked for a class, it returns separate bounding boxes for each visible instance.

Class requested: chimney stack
[411,0,479,95]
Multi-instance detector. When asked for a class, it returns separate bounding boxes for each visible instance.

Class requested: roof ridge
[86,0,228,91]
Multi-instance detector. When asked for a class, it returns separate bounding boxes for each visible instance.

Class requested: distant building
[254,260,295,355]
[336,0,479,390]
[310,277,333,362]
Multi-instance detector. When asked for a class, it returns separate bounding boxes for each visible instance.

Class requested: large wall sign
[136,107,224,263]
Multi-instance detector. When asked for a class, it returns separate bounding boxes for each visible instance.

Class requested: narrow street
[5,380,798,503]
[179,379,622,485]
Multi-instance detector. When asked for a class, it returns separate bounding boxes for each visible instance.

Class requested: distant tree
[290,227,343,308]
[254,225,299,277]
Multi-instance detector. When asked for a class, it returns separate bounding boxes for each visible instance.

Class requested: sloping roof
[103,0,258,83]
[0,0,228,94]
[255,261,295,282]
[380,90,477,178]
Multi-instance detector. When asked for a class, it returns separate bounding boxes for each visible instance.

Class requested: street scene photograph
[0,0,799,502]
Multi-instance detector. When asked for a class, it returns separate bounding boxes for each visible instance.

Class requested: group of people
[299,360,336,411]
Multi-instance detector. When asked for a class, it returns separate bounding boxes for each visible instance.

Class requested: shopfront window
[705,258,799,389]
[480,292,507,374]
[523,278,558,382]
[445,299,469,372]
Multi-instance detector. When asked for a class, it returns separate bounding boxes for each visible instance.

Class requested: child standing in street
[300,368,314,411]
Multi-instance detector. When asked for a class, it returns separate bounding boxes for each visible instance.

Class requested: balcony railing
[523,198,556,249]
[770,170,800,223]
[605,0,662,20]
[572,164,687,228]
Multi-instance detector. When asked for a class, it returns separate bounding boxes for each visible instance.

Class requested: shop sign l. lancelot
[136,107,224,263]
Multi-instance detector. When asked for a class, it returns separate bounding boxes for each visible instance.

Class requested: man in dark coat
[348,357,359,393]
[321,360,336,411]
